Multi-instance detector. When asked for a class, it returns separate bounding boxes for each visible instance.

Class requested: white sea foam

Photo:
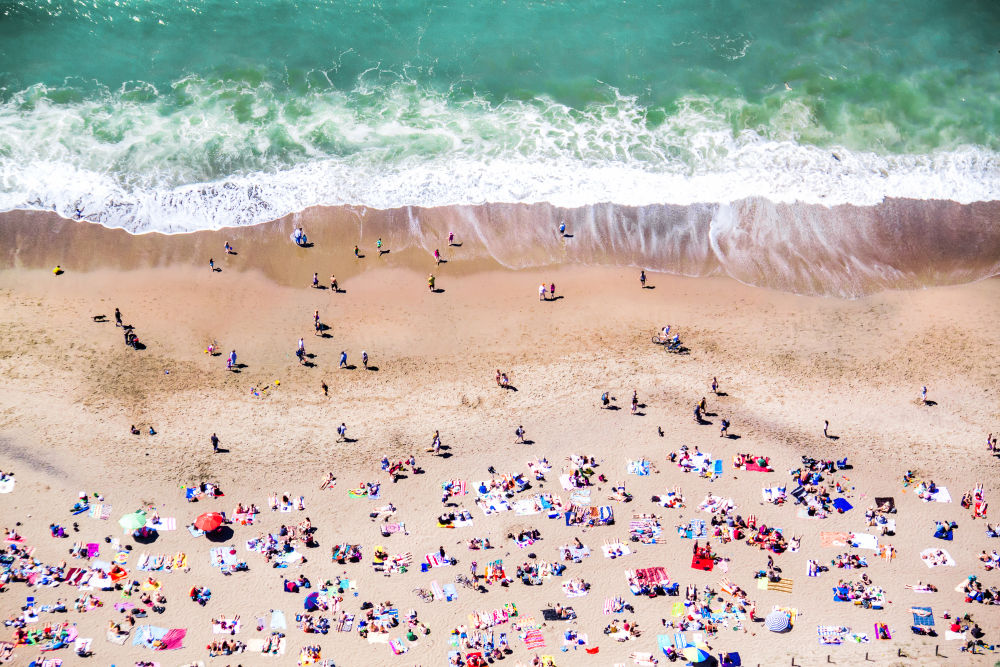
[0,79,998,233]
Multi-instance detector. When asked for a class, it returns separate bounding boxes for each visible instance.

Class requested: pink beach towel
[158,628,186,650]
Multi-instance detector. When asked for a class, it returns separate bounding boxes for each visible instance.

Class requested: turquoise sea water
[0,0,998,232]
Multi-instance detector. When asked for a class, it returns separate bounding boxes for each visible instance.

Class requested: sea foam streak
[1,78,998,233]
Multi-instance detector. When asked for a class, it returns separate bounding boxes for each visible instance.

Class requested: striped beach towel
[767,577,794,593]
[523,629,546,649]
[148,517,176,531]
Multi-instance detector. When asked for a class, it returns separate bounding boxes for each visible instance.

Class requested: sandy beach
[2,211,1000,666]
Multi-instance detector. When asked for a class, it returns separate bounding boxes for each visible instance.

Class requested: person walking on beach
[711,377,719,394]
[296,346,305,365]
[225,241,234,255]
[330,274,338,292]
[339,351,347,368]
[362,351,369,370]
[824,420,829,438]
[376,237,383,255]
[921,386,928,404]
[601,391,610,408]
[314,310,321,336]
[428,274,435,291]
[549,282,556,299]
[539,284,547,301]
[559,221,566,236]
[337,423,347,442]
[312,272,319,288]
[209,257,215,272]
[211,433,220,453]
[448,231,455,246]
[720,419,730,438]
[354,245,360,259]
[640,270,646,288]
[434,249,441,265]
[114,308,123,328]
[227,350,237,371]
[321,380,328,397]
[515,425,526,444]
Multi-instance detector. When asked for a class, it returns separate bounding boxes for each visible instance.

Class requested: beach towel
[602,542,631,558]
[712,459,724,477]
[928,487,952,503]
[187,524,205,538]
[569,489,592,505]
[691,554,714,571]
[945,631,966,641]
[820,532,852,547]
[443,583,458,602]
[147,517,176,531]
[89,504,112,520]
[132,625,168,649]
[833,498,853,513]
[389,638,408,655]
[849,533,879,550]
[270,610,286,630]
[911,607,934,626]
[657,634,673,656]
[627,460,650,476]
[745,462,770,473]
[817,626,849,645]
[920,548,955,568]
[160,628,185,650]
[425,553,449,568]
[766,578,794,593]
[524,629,546,649]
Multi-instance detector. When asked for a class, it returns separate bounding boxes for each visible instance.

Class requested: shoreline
[3,195,1000,297]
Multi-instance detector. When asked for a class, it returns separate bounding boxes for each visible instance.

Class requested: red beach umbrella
[194,512,225,532]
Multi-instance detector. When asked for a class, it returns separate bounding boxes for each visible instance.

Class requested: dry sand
[1,213,1000,666]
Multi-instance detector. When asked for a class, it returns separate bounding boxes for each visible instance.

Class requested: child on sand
[428,274,435,291]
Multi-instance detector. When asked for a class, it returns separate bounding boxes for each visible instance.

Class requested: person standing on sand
[362,351,369,369]
[225,241,234,255]
[321,381,328,397]
[712,377,719,394]
[115,308,122,328]
[824,420,829,438]
[720,419,730,438]
[559,221,566,236]
[549,283,555,299]
[209,258,215,272]
[601,391,610,408]
[640,271,646,288]
[339,351,347,368]
[330,274,338,292]
[515,425,526,444]
[354,245,360,259]
[921,386,928,404]
[376,237,383,254]
[434,249,441,265]
[211,433,220,453]
[227,350,237,371]
[337,423,347,442]
[312,272,319,288]
[428,274,435,291]
[448,231,455,246]
[539,284,546,301]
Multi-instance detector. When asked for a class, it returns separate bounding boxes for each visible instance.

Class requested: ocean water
[1,1,998,291]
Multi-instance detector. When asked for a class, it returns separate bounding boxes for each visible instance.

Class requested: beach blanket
[920,548,955,568]
[817,625,850,645]
[523,629,546,649]
[389,638,408,655]
[159,628,185,650]
[569,489,592,506]
[849,533,879,550]
[833,498,853,513]
[928,487,952,503]
[691,555,714,571]
[820,532,852,547]
[766,577,794,593]
[132,625,168,649]
[443,583,458,602]
[146,517,176,531]
[89,504,112,520]
[270,610,286,630]
[425,553,450,568]
[602,542,631,558]
[627,460,651,476]
[911,607,934,626]
[213,618,240,634]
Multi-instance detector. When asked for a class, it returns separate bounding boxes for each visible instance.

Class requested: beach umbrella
[682,646,711,663]
[118,510,147,532]
[194,512,225,532]
[304,592,319,611]
[765,610,790,632]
